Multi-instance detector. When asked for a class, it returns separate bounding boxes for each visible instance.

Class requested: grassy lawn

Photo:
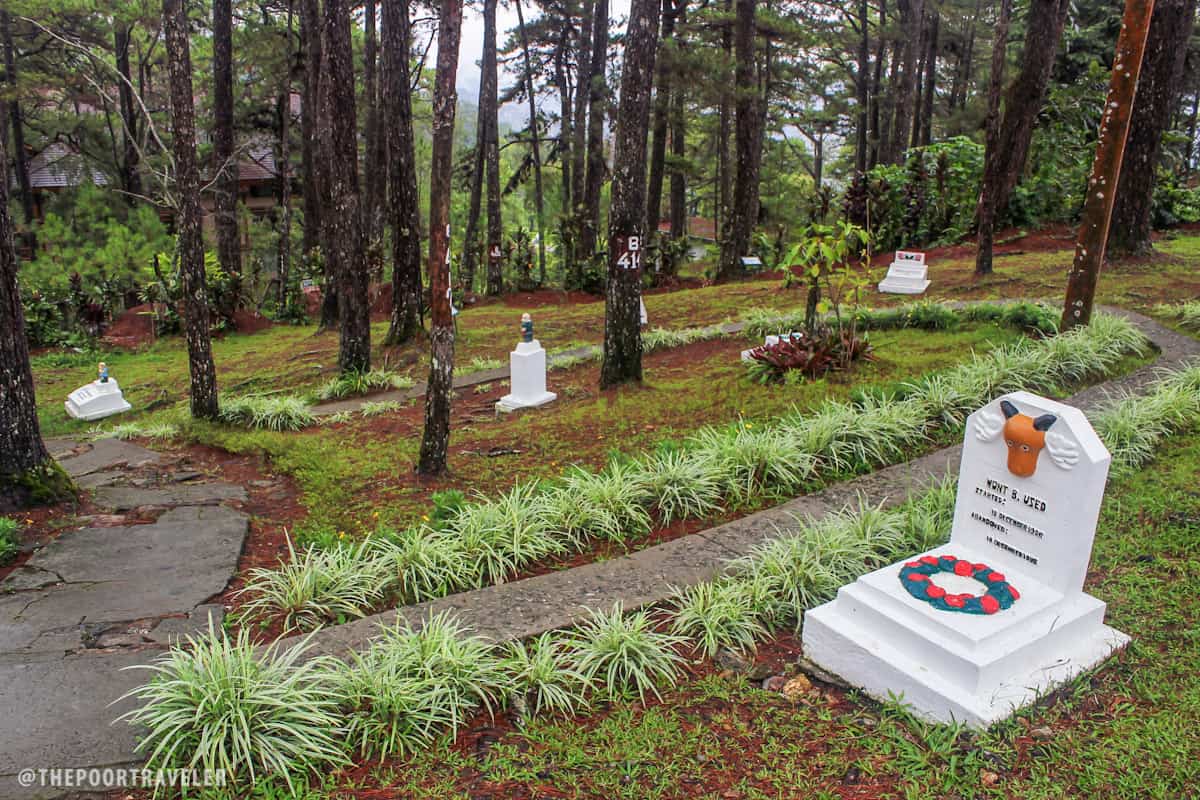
[192,321,1025,535]
[301,429,1200,800]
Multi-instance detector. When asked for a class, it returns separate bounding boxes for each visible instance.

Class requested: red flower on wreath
[897,555,1020,616]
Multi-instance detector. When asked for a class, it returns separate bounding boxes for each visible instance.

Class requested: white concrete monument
[496,313,557,413]
[878,250,931,295]
[65,362,132,421]
[803,391,1128,728]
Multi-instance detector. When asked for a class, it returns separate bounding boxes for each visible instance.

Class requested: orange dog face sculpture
[1000,400,1058,478]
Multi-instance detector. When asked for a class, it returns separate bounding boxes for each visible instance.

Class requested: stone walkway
[0,438,249,799]
[1,309,1195,799]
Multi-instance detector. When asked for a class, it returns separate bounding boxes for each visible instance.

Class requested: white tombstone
[65,379,132,421]
[803,392,1128,728]
[496,319,556,414]
[878,250,931,295]
[640,298,648,326]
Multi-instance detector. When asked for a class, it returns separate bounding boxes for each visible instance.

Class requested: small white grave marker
[878,250,931,295]
[496,313,557,413]
[802,392,1128,727]
[65,362,132,421]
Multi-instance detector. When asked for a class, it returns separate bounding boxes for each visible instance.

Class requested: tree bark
[868,0,889,169]
[579,0,610,267]
[1109,0,1195,255]
[0,103,62,509]
[418,0,463,476]
[855,0,870,174]
[300,0,322,260]
[716,0,758,280]
[668,1,688,268]
[384,0,424,344]
[554,23,573,249]
[570,0,595,284]
[600,0,660,388]
[363,0,386,283]
[645,0,678,234]
[277,2,295,311]
[716,0,733,233]
[163,0,219,420]
[483,0,504,296]
[918,7,938,147]
[114,24,142,201]
[974,0,1069,276]
[1062,0,1155,330]
[888,0,924,164]
[461,105,486,295]
[515,0,547,285]
[323,0,370,373]
[1,10,35,250]
[213,0,241,276]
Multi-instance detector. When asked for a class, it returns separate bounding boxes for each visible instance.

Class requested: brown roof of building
[26,142,108,189]
[657,216,718,241]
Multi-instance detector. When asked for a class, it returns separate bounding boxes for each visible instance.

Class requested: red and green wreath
[898,554,1020,615]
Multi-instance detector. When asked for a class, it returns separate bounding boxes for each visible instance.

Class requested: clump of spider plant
[570,602,686,703]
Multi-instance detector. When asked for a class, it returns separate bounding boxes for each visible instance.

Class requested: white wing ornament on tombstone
[973,408,1004,442]
[1044,430,1080,470]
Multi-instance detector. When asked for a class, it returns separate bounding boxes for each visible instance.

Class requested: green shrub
[90,421,180,441]
[544,463,654,544]
[370,526,464,603]
[118,627,346,792]
[639,449,724,525]
[237,539,391,632]
[1153,301,1200,332]
[669,581,765,657]
[0,518,20,566]
[315,369,414,401]
[572,603,686,703]
[360,400,404,417]
[445,484,563,586]
[501,632,591,718]
[218,395,315,431]
[690,424,815,501]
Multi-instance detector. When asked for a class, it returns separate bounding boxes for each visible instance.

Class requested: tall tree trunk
[579,0,610,268]
[300,0,322,260]
[461,106,486,295]
[0,107,70,509]
[570,0,595,285]
[888,0,924,164]
[645,0,678,235]
[975,0,1069,276]
[973,0,1012,277]
[1062,0,1155,330]
[418,0,463,476]
[212,0,241,276]
[1,10,35,251]
[855,0,870,174]
[600,0,660,388]
[868,1,889,169]
[363,0,385,283]
[277,2,295,311]
[483,0,504,296]
[114,24,142,201]
[384,0,423,344]
[716,0,733,233]
[716,0,758,280]
[667,0,688,265]
[919,7,938,147]
[163,0,219,420]
[515,0,547,285]
[554,24,574,273]
[910,15,927,150]
[323,0,370,373]
[949,0,981,112]
[1109,0,1195,256]
[1185,90,1199,178]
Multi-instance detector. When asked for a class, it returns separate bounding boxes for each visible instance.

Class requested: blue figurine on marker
[98,362,109,384]
[521,313,534,343]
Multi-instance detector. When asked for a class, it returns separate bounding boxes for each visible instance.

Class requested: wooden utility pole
[1061,0,1156,331]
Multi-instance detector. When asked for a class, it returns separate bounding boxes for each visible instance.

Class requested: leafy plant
[546,463,654,544]
[501,632,591,718]
[218,395,315,431]
[745,328,873,384]
[118,626,346,792]
[237,539,391,632]
[370,526,464,603]
[360,400,404,417]
[89,421,180,441]
[445,483,562,587]
[315,369,414,401]
[690,424,815,501]
[572,603,686,703]
[639,449,724,525]
[0,517,20,566]
[669,581,765,657]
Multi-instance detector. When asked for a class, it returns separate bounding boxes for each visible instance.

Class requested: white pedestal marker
[497,338,557,413]
[878,250,931,295]
[65,379,132,421]
[803,391,1128,728]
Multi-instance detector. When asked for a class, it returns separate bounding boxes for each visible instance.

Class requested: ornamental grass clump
[572,603,686,703]
[333,651,454,760]
[91,421,180,441]
[690,424,815,501]
[639,448,724,525]
[1092,365,1200,473]
[544,463,654,544]
[218,394,315,431]
[237,539,390,632]
[444,483,562,587]
[118,627,345,793]
[369,526,465,603]
[501,632,591,718]
[315,368,413,400]
[372,613,507,733]
[669,581,765,657]
[0,517,19,565]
